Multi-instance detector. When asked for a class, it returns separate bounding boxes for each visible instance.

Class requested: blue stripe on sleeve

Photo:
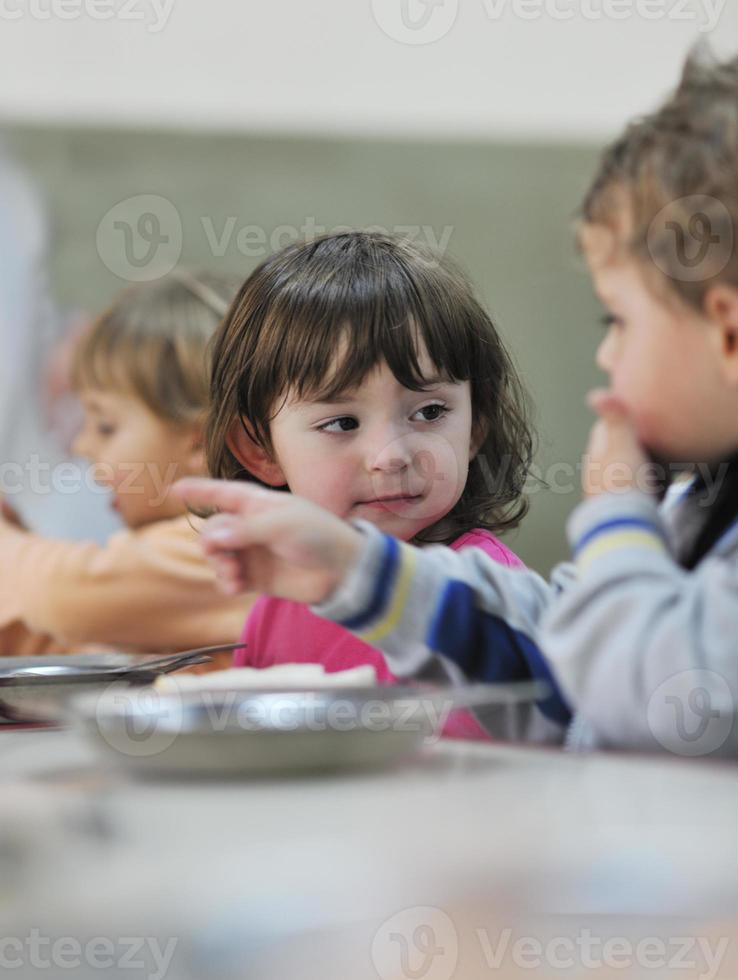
[716,514,738,552]
[427,580,571,726]
[338,534,400,632]
[574,517,664,556]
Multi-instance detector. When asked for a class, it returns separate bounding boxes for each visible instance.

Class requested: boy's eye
[413,404,449,423]
[600,313,624,330]
[318,416,358,433]
[96,423,116,437]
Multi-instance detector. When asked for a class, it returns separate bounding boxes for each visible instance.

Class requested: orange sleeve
[0,516,253,653]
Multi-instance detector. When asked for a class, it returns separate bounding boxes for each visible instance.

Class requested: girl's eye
[600,313,624,330]
[413,404,449,423]
[96,423,116,437]
[318,417,358,433]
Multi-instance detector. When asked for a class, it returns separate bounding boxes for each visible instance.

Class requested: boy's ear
[226,418,287,487]
[704,284,738,385]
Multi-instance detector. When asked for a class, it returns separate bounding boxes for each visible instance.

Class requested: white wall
[0,0,736,140]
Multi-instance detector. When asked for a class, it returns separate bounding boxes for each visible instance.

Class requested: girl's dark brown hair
[206,231,534,544]
[580,47,738,309]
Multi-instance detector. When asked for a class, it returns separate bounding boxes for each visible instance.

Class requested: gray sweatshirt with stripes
[312,486,738,759]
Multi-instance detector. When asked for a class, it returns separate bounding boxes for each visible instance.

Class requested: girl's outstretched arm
[0,509,249,652]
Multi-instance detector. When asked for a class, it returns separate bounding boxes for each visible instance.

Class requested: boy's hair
[207,231,534,543]
[583,49,738,570]
[71,271,236,426]
[580,47,738,309]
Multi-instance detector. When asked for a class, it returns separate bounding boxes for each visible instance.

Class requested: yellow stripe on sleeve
[577,529,668,574]
[357,543,417,645]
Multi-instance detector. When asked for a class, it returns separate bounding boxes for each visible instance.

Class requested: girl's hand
[582,390,657,499]
[172,478,363,605]
[0,498,27,530]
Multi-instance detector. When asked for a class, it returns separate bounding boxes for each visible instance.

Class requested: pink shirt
[236,528,525,740]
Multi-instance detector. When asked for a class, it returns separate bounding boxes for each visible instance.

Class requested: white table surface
[2,728,738,979]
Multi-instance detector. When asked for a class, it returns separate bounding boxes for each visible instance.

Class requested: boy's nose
[595,333,615,373]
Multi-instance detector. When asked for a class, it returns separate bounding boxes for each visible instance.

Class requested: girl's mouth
[356,494,422,509]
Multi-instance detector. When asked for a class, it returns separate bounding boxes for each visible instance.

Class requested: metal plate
[0,654,138,723]
[69,681,543,777]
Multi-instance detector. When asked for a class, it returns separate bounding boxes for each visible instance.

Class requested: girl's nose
[71,429,89,459]
[366,428,413,473]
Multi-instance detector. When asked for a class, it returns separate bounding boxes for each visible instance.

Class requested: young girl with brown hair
[201,231,538,737]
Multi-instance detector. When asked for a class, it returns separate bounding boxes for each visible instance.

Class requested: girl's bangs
[266,285,472,411]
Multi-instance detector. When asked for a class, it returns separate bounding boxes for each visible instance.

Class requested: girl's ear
[469,419,489,461]
[704,285,738,386]
[184,424,207,477]
[226,418,287,487]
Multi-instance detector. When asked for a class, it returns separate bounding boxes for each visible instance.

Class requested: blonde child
[0,272,253,661]
[196,231,551,738]
[177,50,738,756]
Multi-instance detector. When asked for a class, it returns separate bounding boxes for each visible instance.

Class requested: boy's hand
[172,478,363,605]
[582,390,658,498]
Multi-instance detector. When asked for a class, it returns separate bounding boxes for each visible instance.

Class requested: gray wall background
[8,126,604,575]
